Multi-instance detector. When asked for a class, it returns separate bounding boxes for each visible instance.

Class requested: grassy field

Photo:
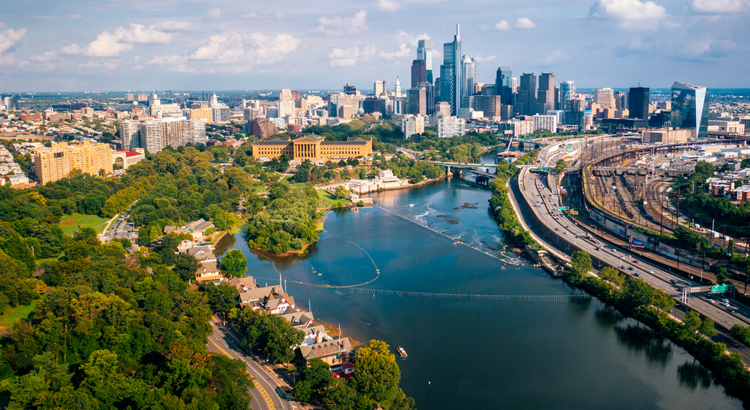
[280,176,309,190]
[317,189,351,208]
[59,213,110,236]
[0,298,40,328]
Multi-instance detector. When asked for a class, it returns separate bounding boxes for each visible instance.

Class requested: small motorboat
[398,346,408,360]
[409,204,415,207]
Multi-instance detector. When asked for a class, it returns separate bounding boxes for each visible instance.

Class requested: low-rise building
[297,338,353,366]
[252,134,373,162]
[164,218,216,240]
[641,128,691,144]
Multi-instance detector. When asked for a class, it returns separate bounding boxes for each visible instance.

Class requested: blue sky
[0,0,748,92]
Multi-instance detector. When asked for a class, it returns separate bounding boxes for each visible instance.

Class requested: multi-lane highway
[517,139,750,335]
[207,320,300,410]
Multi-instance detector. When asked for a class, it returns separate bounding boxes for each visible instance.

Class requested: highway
[517,139,750,337]
[207,320,300,410]
[102,207,138,243]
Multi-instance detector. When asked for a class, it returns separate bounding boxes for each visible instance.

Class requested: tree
[221,249,247,278]
[174,253,200,282]
[570,250,592,279]
[334,186,350,200]
[353,340,400,401]
[293,380,314,402]
[324,378,358,410]
[201,282,239,314]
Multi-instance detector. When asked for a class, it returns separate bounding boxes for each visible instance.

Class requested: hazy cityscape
[2,1,750,409]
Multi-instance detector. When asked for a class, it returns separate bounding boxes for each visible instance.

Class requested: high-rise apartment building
[532,114,558,133]
[437,116,466,138]
[495,67,513,106]
[594,88,615,110]
[123,118,205,153]
[440,25,462,115]
[411,60,427,88]
[249,118,280,139]
[671,81,710,138]
[121,120,141,149]
[400,115,425,138]
[629,87,650,120]
[34,141,113,185]
[461,55,477,102]
[189,105,212,122]
[279,89,294,103]
[417,39,433,84]
[517,73,537,116]
[374,80,387,97]
[536,73,556,115]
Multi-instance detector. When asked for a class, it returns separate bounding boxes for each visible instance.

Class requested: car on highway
[628,267,634,271]
[633,260,639,264]
[722,301,731,308]
[634,272,641,278]
[670,279,679,285]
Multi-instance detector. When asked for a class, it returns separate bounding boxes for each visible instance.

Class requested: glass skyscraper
[559,80,575,111]
[440,25,462,115]
[671,81,709,139]
[495,67,512,106]
[461,55,477,104]
[417,39,433,84]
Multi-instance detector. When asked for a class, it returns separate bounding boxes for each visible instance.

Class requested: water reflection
[677,362,715,391]
[594,306,625,328]
[615,324,673,368]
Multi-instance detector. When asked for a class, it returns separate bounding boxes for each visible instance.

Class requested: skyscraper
[343,84,357,96]
[411,60,427,88]
[417,39,433,84]
[495,67,513,106]
[536,73,556,114]
[559,81,576,112]
[594,88,615,109]
[461,55,478,103]
[440,25,462,115]
[517,73,537,116]
[629,87,650,120]
[671,82,710,139]
[374,80,387,97]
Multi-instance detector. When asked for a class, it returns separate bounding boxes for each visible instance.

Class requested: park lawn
[60,213,110,236]
[281,176,309,190]
[317,189,351,208]
[0,297,42,328]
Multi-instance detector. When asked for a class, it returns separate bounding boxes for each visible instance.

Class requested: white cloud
[542,50,569,65]
[146,32,301,73]
[0,55,16,66]
[133,64,144,70]
[377,0,400,11]
[207,8,222,20]
[67,14,83,20]
[515,18,536,28]
[151,20,191,32]
[394,30,429,47]
[0,27,26,54]
[30,50,57,62]
[691,0,748,13]
[78,59,121,70]
[17,60,29,68]
[479,24,489,31]
[495,20,510,30]
[147,55,188,65]
[473,55,496,62]
[62,29,132,57]
[590,0,668,22]
[380,43,410,60]
[121,23,172,43]
[242,13,258,19]
[328,45,376,67]
[313,10,368,35]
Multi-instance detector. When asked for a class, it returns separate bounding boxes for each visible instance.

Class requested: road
[515,139,750,362]
[102,206,138,243]
[207,320,301,410]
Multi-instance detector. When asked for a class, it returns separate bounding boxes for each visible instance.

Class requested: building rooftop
[299,338,352,361]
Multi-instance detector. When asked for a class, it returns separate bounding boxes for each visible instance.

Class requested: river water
[216,156,742,409]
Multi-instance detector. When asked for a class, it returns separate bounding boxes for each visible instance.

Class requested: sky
[0,0,748,92]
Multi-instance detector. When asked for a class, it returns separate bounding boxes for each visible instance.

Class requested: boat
[398,346,408,360]
[409,204,415,207]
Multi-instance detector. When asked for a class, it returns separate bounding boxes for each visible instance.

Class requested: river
[215,155,742,409]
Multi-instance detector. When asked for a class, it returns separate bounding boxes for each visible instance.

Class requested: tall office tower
[614,92,628,110]
[411,60,427,88]
[440,24,462,115]
[594,88,615,109]
[374,80,387,96]
[671,81,710,139]
[536,73,556,114]
[461,55,478,101]
[417,39,433,84]
[121,120,141,149]
[511,77,518,93]
[209,93,219,106]
[279,89,294,103]
[559,81,576,112]
[407,86,427,115]
[495,67,513,106]
[628,87,650,120]
[344,83,357,95]
[516,73,537,116]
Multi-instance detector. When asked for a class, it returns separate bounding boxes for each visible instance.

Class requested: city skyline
[1,0,749,92]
